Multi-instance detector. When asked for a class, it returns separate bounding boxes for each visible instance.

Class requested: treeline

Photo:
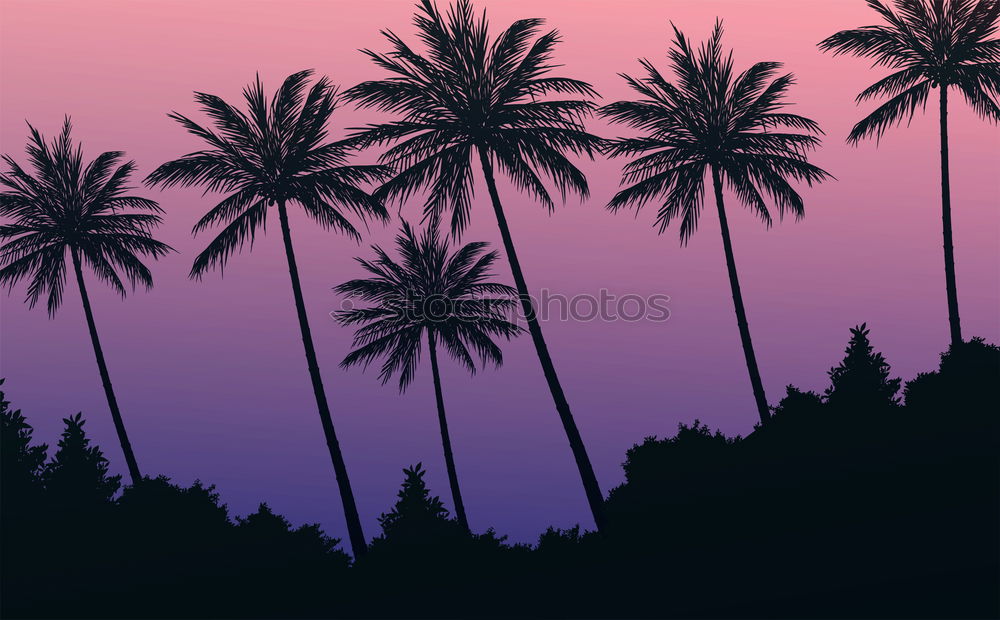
[3,0,999,559]
[3,326,997,618]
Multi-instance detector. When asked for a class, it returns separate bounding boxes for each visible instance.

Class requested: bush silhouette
[906,337,1000,416]
[0,380,47,512]
[375,463,462,546]
[44,413,121,509]
[1,326,997,618]
[825,323,901,412]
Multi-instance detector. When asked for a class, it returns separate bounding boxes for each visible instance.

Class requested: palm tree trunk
[939,85,962,348]
[70,246,142,486]
[711,167,770,425]
[275,200,367,558]
[427,331,470,533]
[476,147,607,533]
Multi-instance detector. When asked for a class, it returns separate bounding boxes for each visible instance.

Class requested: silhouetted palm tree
[600,23,831,425]
[344,0,609,531]
[335,221,520,532]
[145,70,390,558]
[0,118,173,485]
[819,0,1000,348]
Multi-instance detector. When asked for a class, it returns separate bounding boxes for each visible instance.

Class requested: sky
[1,0,998,545]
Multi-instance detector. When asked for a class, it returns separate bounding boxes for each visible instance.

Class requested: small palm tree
[145,70,390,558]
[335,221,520,532]
[0,118,173,485]
[344,0,610,531]
[819,0,1000,348]
[600,22,831,425]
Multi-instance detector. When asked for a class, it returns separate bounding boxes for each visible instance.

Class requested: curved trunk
[476,146,607,533]
[275,200,367,558]
[939,85,962,348]
[711,167,770,425]
[70,246,142,486]
[427,331,470,533]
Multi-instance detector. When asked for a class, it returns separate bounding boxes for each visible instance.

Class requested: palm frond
[821,0,1000,141]
[1,122,172,314]
[344,0,599,236]
[602,22,829,242]
[148,72,387,278]
[335,221,521,391]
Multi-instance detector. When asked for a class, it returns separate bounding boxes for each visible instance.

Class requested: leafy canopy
[825,323,902,410]
[819,0,1000,143]
[335,221,520,390]
[377,463,452,540]
[145,70,391,278]
[43,412,121,506]
[600,22,831,243]
[344,0,603,234]
[0,118,172,315]
[1,380,48,501]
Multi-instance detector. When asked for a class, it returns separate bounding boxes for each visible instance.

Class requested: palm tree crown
[601,21,832,242]
[343,0,602,232]
[335,221,520,389]
[1,118,172,314]
[145,69,391,275]
[819,0,1000,143]
[819,0,998,348]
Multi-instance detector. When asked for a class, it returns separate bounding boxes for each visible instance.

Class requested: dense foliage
[3,328,996,618]
[1,2,998,618]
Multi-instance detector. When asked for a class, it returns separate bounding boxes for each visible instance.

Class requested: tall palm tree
[819,0,1000,348]
[334,221,520,532]
[600,22,831,426]
[343,0,610,531]
[145,70,390,558]
[0,118,173,485]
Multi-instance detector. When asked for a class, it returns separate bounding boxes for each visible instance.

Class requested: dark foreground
[2,327,998,619]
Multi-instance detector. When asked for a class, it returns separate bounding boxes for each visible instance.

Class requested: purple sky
[1,0,998,544]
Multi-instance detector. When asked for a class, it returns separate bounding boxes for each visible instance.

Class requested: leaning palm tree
[145,70,390,558]
[335,221,520,532]
[600,22,831,425]
[819,0,1000,348]
[343,0,610,531]
[0,118,173,485]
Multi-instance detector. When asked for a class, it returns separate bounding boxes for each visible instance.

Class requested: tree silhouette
[236,502,346,565]
[770,385,825,423]
[335,221,520,532]
[44,412,121,508]
[0,119,173,485]
[819,0,1000,348]
[825,323,901,411]
[0,381,48,606]
[145,70,391,558]
[905,337,1000,414]
[344,0,609,531]
[234,502,351,613]
[377,463,458,545]
[600,22,831,425]
[0,380,47,512]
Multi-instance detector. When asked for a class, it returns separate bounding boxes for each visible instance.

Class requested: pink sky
[1,0,998,543]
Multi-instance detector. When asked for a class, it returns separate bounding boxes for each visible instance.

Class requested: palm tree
[600,22,831,426]
[145,70,390,558]
[343,0,610,531]
[334,221,520,532]
[819,0,1000,348]
[0,118,173,485]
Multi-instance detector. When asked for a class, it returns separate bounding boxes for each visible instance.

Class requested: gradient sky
[1,0,998,545]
